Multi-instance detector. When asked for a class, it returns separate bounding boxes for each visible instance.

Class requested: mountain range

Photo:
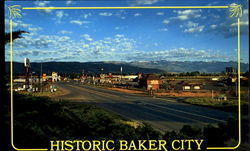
[5,61,249,74]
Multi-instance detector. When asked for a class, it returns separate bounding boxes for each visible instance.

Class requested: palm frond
[8,5,22,19]
[229,3,242,18]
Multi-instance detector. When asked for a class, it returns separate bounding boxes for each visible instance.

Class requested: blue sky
[5,0,249,63]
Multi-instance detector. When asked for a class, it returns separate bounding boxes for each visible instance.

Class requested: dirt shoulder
[107,87,146,94]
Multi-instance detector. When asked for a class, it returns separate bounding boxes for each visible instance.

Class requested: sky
[4,0,249,63]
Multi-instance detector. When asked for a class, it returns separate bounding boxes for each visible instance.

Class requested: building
[52,72,61,82]
[182,83,202,90]
[139,74,162,90]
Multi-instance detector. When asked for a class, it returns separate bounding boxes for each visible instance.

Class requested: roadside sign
[42,73,46,79]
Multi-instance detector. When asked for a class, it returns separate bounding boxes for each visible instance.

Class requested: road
[54,82,236,132]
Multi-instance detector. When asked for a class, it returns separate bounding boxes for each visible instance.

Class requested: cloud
[33,1,53,13]
[70,20,90,25]
[172,9,202,21]
[115,34,124,38]
[58,30,72,34]
[156,12,164,15]
[66,0,74,6]
[175,15,189,20]
[184,26,204,33]
[82,34,93,41]
[33,1,50,7]
[128,0,162,6]
[207,8,249,37]
[134,13,142,17]
[210,24,217,29]
[230,21,249,27]
[182,21,205,33]
[82,13,92,19]
[159,28,168,32]
[162,19,170,24]
[4,19,43,35]
[56,11,64,18]
[58,36,70,42]
[99,12,112,16]
[53,11,68,24]
[28,27,43,32]
[176,9,201,15]
[7,31,234,62]
[126,48,226,62]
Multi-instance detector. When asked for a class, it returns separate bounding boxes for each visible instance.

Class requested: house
[182,82,202,90]
[139,74,162,90]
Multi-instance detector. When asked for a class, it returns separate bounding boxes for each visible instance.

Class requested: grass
[183,97,249,114]
[6,92,249,150]
[11,93,160,149]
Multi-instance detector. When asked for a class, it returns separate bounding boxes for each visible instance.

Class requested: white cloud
[70,20,89,25]
[176,9,201,15]
[184,26,204,33]
[129,0,162,6]
[66,0,73,5]
[58,30,72,34]
[156,12,164,15]
[159,28,168,31]
[56,11,64,18]
[58,36,70,42]
[33,1,53,13]
[230,21,249,27]
[54,11,68,23]
[134,13,142,17]
[4,19,42,35]
[176,15,189,20]
[34,1,50,7]
[172,9,202,21]
[82,34,93,41]
[7,32,231,62]
[43,9,53,14]
[99,12,112,16]
[182,21,204,33]
[83,44,89,48]
[210,24,217,29]
[186,21,198,27]
[115,34,124,38]
[126,48,225,62]
[243,9,248,15]
[162,19,170,24]
[28,27,43,32]
[82,13,92,19]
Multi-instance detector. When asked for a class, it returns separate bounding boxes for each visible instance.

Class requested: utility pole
[120,66,122,84]
[40,61,43,93]
[235,76,238,96]
[211,89,214,99]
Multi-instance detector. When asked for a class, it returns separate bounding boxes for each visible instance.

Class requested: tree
[5,30,28,45]
[2,30,27,150]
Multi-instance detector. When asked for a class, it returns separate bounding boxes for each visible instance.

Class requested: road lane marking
[144,102,227,123]
[64,83,227,123]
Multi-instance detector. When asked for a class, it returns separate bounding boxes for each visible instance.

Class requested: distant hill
[128,60,249,73]
[5,62,164,74]
[5,61,248,74]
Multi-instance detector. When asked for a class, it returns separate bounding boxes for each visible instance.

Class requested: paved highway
[54,82,236,132]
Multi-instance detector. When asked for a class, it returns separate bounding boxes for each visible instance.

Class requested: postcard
[2,0,249,151]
